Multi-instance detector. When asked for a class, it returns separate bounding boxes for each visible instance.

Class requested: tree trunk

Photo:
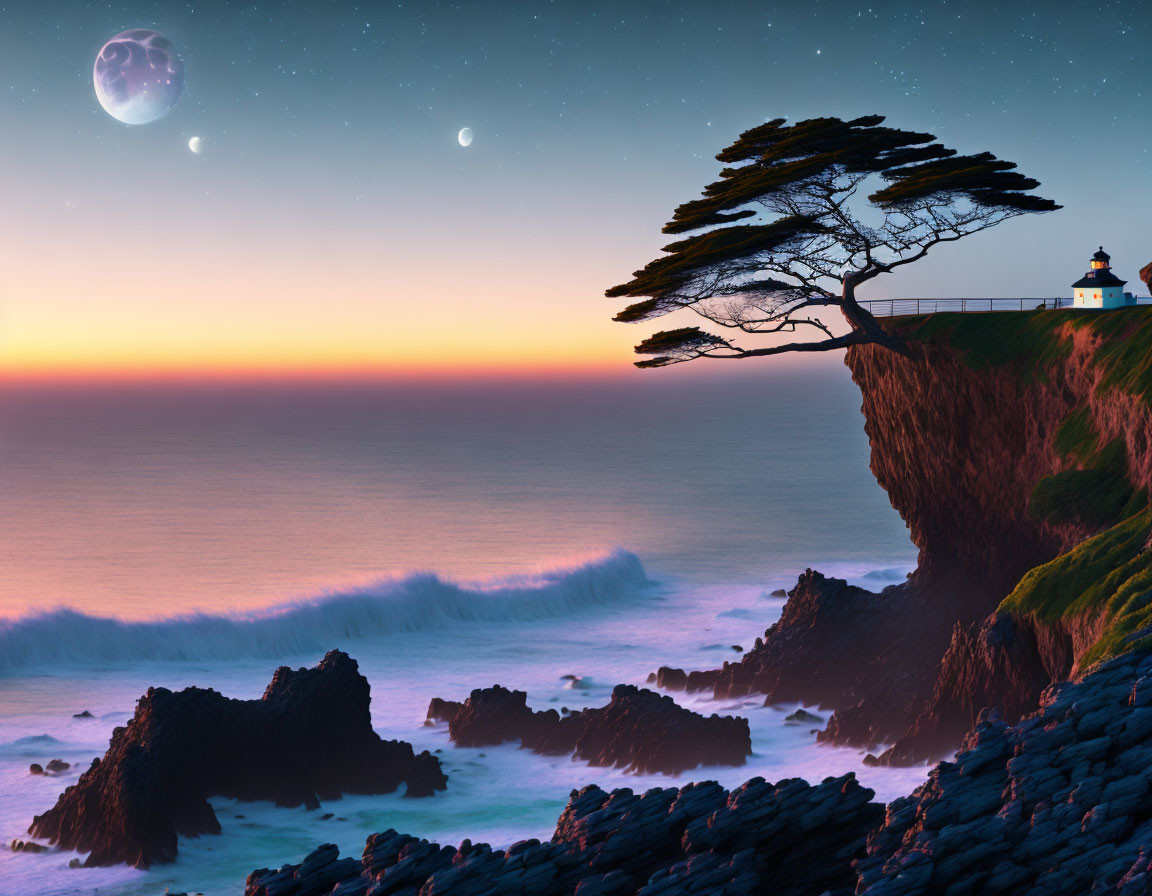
[840,277,910,356]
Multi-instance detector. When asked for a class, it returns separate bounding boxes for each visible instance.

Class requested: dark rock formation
[712,570,959,751]
[429,684,751,775]
[784,709,822,725]
[45,759,70,773]
[29,650,446,868]
[426,696,464,724]
[10,839,48,854]
[645,666,721,693]
[1141,259,1152,293]
[870,611,1060,765]
[246,772,882,896]
[73,710,93,719]
[29,763,43,775]
[857,648,1152,895]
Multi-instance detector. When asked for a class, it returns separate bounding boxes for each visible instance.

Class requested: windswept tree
[607,115,1060,367]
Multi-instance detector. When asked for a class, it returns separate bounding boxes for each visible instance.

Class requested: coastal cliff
[240,308,1152,896]
[700,308,1152,761]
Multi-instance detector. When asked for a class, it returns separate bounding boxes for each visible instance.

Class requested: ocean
[0,363,924,896]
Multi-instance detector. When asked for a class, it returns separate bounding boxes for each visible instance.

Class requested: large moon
[94,29,184,125]
[458,127,473,147]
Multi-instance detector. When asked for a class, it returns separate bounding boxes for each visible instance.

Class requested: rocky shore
[246,772,880,896]
[29,650,446,868]
[858,647,1152,895]
[428,683,751,775]
[250,636,1152,895]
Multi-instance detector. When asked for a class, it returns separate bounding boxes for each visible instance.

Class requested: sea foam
[0,550,649,673]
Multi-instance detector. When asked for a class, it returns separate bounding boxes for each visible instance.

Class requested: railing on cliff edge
[857,297,1152,318]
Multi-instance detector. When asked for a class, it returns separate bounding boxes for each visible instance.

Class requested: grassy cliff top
[887,306,1152,403]
[999,507,1152,667]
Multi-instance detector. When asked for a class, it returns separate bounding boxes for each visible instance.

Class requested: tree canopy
[606,115,1060,367]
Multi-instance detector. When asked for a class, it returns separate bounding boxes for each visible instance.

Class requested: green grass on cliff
[1028,437,1144,531]
[890,307,1152,401]
[1065,308,1152,404]
[1052,407,1100,463]
[999,507,1152,666]
[888,310,1073,372]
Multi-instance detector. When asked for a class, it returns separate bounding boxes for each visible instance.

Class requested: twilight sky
[1,0,1149,377]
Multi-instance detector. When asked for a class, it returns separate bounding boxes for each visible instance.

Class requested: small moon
[458,127,473,147]
[93,29,184,125]
[188,136,203,154]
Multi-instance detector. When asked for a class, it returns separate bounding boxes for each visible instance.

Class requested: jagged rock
[429,684,751,775]
[29,650,446,868]
[426,696,464,724]
[247,773,881,896]
[870,611,1057,765]
[1141,259,1152,293]
[696,570,957,752]
[783,709,823,725]
[73,710,93,719]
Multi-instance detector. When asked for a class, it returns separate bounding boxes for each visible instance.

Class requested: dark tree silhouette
[607,115,1060,367]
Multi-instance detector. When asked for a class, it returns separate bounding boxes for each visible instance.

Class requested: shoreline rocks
[857,648,1152,895]
[428,683,751,775]
[245,643,1152,896]
[246,772,881,896]
[29,650,446,868]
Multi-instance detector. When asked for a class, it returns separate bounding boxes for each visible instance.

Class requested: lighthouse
[1071,247,1132,309]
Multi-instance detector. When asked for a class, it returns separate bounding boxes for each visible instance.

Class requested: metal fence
[856,297,1151,318]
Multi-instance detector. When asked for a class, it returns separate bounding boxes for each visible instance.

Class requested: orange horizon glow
[0,357,640,384]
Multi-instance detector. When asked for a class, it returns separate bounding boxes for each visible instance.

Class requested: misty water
[0,363,923,896]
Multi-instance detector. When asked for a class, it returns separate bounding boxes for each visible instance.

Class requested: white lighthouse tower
[1071,247,1131,309]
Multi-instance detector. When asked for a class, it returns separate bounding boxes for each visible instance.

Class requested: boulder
[10,839,48,854]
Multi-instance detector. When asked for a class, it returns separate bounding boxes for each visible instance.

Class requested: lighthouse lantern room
[1072,247,1132,309]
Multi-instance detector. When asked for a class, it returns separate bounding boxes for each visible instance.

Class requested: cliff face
[840,310,1152,760]
[705,309,1152,763]
[846,315,1152,596]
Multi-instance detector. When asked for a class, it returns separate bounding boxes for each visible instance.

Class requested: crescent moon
[188,136,203,154]
[458,127,473,147]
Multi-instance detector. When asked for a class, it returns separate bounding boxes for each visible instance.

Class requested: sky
[0,0,1150,378]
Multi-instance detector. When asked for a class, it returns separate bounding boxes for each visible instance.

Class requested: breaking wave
[0,550,650,673]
